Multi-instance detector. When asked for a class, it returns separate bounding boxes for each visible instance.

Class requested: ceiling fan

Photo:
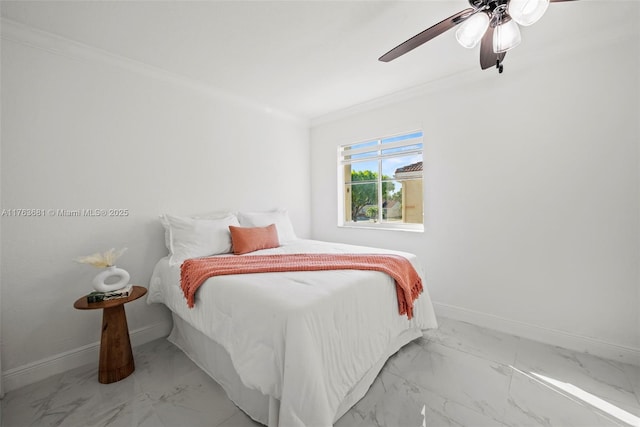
[379,0,577,73]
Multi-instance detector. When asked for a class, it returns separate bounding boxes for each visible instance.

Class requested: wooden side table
[74,285,147,384]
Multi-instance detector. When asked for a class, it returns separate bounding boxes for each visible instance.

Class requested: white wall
[311,30,639,364]
[0,21,310,391]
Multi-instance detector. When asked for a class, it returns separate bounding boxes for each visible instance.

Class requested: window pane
[342,140,379,161]
[380,178,423,224]
[345,182,378,223]
[339,129,423,230]
[381,131,422,144]
[381,179,401,222]
[382,155,422,180]
[350,140,378,150]
[381,143,423,156]
[349,151,378,160]
[345,160,378,184]
[403,178,423,224]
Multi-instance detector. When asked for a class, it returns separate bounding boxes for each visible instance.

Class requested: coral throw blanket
[181,253,423,319]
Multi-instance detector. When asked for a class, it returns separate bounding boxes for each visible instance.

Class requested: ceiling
[1,1,637,120]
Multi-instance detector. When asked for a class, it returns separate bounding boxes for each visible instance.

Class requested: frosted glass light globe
[508,0,550,26]
[493,19,521,53]
[493,19,522,53]
[456,12,490,49]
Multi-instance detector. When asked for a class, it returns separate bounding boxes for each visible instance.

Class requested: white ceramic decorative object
[92,265,130,292]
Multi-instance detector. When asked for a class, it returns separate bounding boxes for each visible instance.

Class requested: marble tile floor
[2,317,639,427]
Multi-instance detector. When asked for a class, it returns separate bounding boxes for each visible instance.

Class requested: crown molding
[310,17,637,127]
[0,18,307,125]
[310,66,482,127]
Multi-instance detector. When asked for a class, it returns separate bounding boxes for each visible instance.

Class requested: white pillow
[237,209,297,243]
[160,214,240,265]
[192,211,237,220]
[161,211,235,249]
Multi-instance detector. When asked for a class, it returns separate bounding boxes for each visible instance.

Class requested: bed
[147,211,438,427]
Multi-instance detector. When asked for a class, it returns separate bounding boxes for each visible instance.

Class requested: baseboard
[1,320,172,394]
[3,307,637,395]
[433,302,640,367]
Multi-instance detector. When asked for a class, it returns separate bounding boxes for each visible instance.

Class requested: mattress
[147,239,438,426]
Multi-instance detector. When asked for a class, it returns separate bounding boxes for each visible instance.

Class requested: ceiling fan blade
[379,8,475,62]
[550,0,578,2]
[479,25,506,70]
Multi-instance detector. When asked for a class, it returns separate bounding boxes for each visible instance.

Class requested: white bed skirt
[167,313,423,426]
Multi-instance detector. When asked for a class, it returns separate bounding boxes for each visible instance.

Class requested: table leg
[99,304,135,384]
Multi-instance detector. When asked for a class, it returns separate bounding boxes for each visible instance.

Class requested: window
[338,130,424,231]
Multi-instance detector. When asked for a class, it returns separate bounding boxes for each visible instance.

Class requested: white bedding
[147,239,438,427]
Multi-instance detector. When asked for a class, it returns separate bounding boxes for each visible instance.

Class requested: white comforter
[147,239,437,427]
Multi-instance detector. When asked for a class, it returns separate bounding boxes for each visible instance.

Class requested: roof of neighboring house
[383,200,399,209]
[395,161,423,174]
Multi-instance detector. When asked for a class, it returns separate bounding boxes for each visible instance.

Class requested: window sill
[338,223,424,233]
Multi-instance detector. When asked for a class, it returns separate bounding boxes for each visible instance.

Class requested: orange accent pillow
[229,224,280,255]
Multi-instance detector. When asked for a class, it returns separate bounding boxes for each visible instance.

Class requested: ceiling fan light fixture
[455,12,490,49]
[493,19,521,53]
[508,0,550,26]
[378,0,579,71]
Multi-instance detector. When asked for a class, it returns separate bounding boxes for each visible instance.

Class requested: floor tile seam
[123,397,172,427]
[215,408,244,427]
[509,335,521,367]
[415,335,433,347]
[597,361,640,404]
[136,365,211,396]
[503,366,595,425]
[421,341,515,425]
[401,340,428,365]
[425,340,518,382]
[603,377,640,408]
[385,362,511,425]
[433,339,520,369]
[607,395,640,414]
[514,339,637,385]
[427,393,510,427]
[508,340,527,402]
[508,365,636,426]
[510,357,640,410]
[503,378,627,427]
[434,319,523,344]
[83,398,139,427]
[620,364,640,407]
[585,402,638,427]
[382,367,408,384]
[458,394,511,427]
[502,395,564,427]
[69,388,156,427]
[377,368,509,427]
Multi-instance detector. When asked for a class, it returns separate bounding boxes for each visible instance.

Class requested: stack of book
[86,284,133,303]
